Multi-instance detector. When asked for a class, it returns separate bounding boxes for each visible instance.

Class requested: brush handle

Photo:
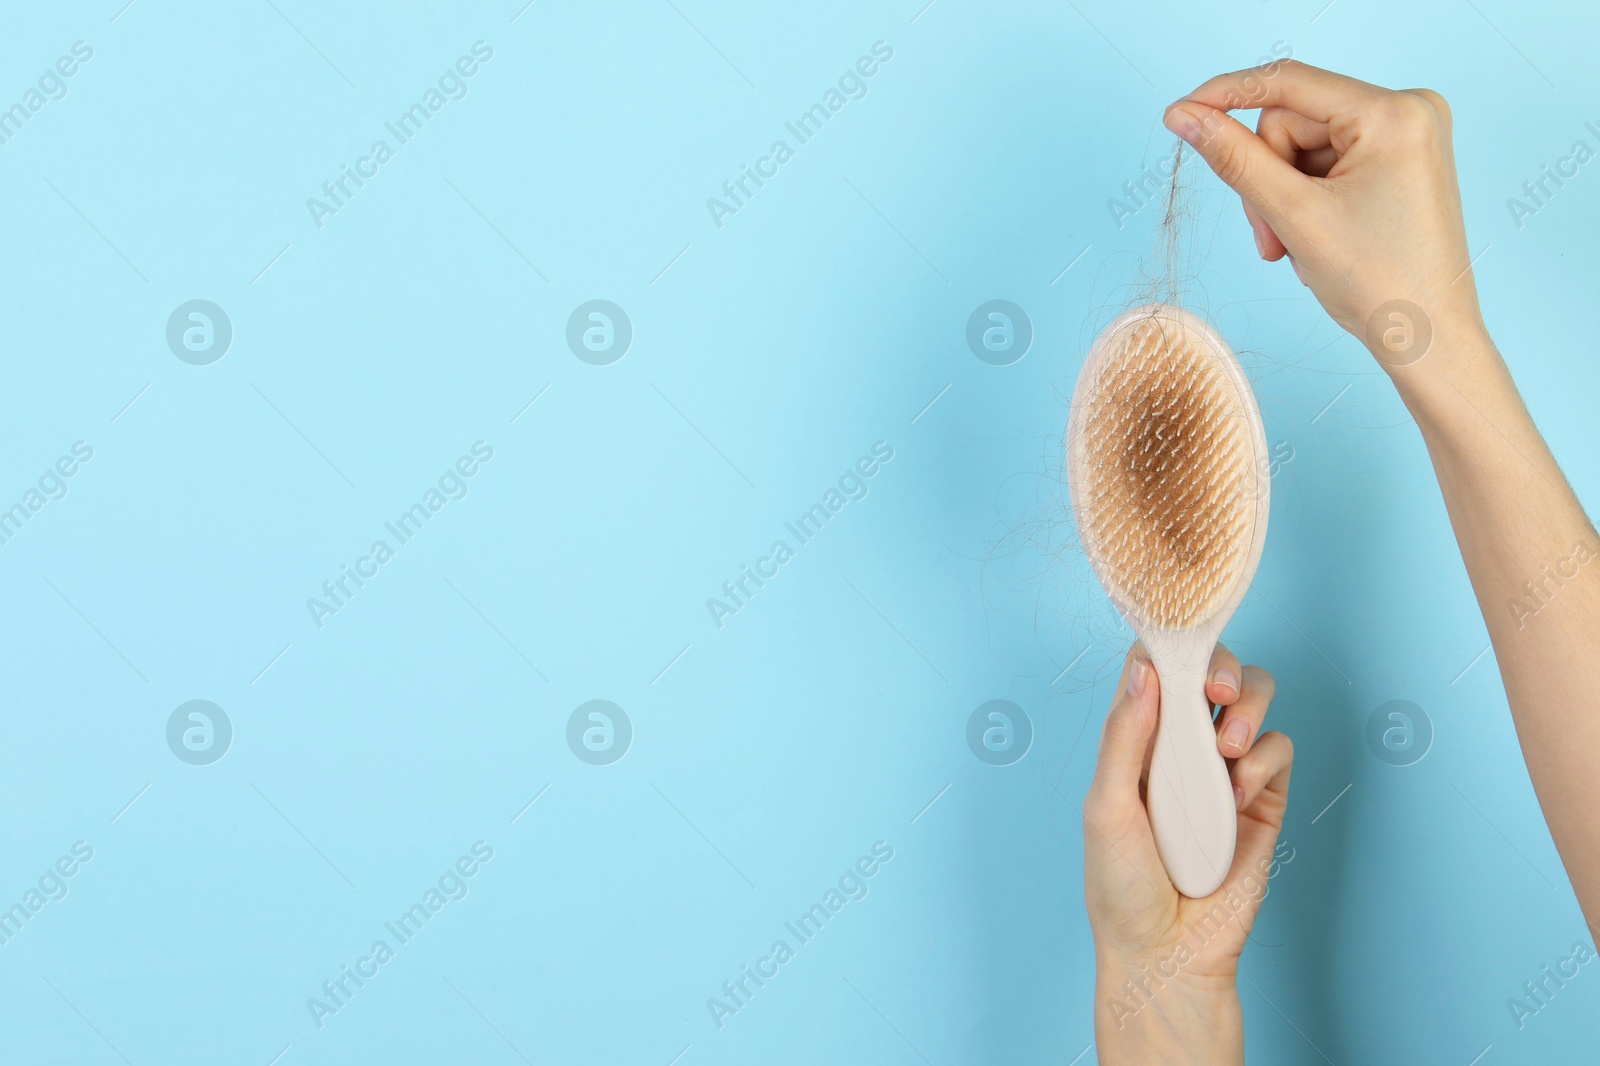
[1145,642,1236,898]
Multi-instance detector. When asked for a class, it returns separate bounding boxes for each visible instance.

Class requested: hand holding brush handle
[1086,644,1291,1065]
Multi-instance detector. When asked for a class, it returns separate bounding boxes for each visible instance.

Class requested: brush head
[1067,304,1268,634]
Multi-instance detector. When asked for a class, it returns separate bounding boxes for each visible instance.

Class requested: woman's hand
[1165,60,1600,942]
[1085,644,1294,1065]
[1163,60,1486,379]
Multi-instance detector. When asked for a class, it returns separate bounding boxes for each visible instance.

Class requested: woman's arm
[1397,328,1600,919]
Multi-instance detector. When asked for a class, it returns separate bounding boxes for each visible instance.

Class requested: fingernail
[1253,227,1268,259]
[1213,667,1240,699]
[1163,103,1202,145]
[1128,658,1148,697]
[1221,717,1250,754]
[1234,786,1246,810]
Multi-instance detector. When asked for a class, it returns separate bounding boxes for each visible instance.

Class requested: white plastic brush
[1067,303,1270,898]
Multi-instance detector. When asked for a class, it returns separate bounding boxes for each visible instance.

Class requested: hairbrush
[1067,303,1270,897]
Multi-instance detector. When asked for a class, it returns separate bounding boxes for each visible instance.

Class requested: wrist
[1095,959,1243,1066]
[1374,315,1502,427]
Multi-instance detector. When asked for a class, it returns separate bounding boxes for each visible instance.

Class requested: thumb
[1089,648,1159,803]
[1163,102,1312,244]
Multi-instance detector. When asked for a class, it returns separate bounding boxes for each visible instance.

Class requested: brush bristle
[1073,309,1258,631]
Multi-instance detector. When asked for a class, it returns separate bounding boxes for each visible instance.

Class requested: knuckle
[1408,87,1452,122]
[1377,91,1445,144]
[1254,57,1301,84]
[1102,705,1143,746]
[1081,791,1117,831]
[1254,107,1290,143]
[1210,138,1250,186]
[1242,665,1276,703]
[1235,760,1268,794]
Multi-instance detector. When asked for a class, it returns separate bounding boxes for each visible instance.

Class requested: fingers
[1235,108,1330,262]
[1230,729,1293,812]
[1086,645,1160,811]
[1206,644,1243,707]
[1179,58,1386,124]
[1218,729,1293,905]
[1241,202,1287,262]
[1205,645,1273,760]
[1257,106,1336,177]
[1167,60,1377,250]
[1163,103,1313,239]
[1216,665,1276,759]
[1257,106,1332,153]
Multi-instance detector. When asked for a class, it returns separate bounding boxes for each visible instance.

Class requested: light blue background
[1,1,1596,1063]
